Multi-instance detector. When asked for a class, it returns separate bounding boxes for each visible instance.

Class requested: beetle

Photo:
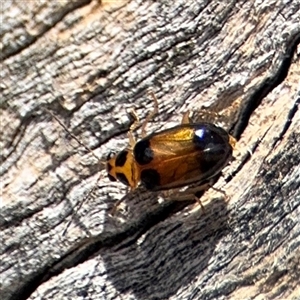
[48,92,236,232]
[106,93,236,194]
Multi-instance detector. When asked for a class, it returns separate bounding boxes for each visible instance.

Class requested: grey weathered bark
[1,1,299,300]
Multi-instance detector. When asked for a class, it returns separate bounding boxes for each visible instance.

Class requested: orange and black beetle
[106,96,236,192]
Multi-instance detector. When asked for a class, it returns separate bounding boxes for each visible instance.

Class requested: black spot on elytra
[116,172,130,186]
[115,150,128,167]
[141,169,160,190]
[134,139,154,165]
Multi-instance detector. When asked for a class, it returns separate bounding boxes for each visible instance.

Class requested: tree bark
[1,1,299,299]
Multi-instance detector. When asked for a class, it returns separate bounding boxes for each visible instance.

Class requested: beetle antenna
[44,107,105,236]
[44,107,101,162]
[141,90,159,137]
[62,172,103,236]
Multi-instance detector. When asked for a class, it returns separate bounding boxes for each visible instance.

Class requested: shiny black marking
[116,172,129,186]
[115,150,128,167]
[199,148,228,174]
[192,124,232,175]
[134,139,154,165]
[192,124,228,150]
[141,169,160,190]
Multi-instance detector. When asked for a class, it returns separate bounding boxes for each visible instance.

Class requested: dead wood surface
[1,1,300,300]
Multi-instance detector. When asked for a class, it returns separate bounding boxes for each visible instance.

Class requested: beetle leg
[141,90,159,137]
[229,135,237,149]
[163,180,227,213]
[127,131,136,148]
[129,109,140,132]
[181,111,190,124]
[109,187,132,216]
[109,196,125,216]
[127,109,140,147]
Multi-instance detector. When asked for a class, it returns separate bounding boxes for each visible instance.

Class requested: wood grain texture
[1,1,299,299]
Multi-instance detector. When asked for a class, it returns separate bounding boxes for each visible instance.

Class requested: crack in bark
[231,30,300,139]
